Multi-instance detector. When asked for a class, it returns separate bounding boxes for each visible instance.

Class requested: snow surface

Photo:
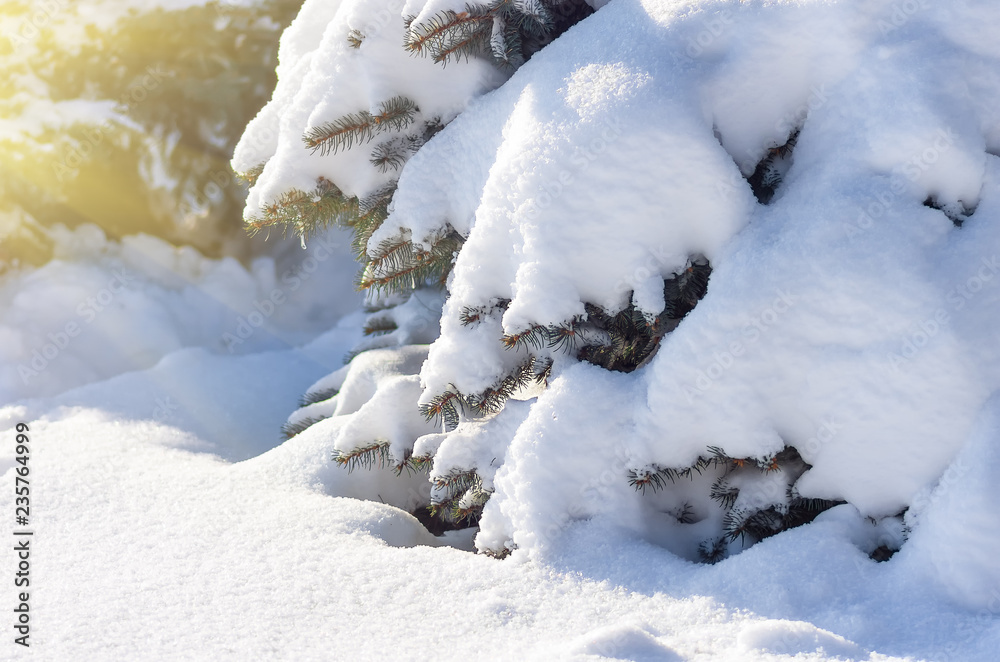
[2,326,1000,660]
[0,223,359,402]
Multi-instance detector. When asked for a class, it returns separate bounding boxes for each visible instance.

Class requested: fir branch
[724,507,785,544]
[419,390,466,430]
[534,357,553,385]
[373,96,419,133]
[698,537,727,564]
[303,97,417,156]
[467,356,536,415]
[347,29,364,49]
[304,111,377,156]
[460,299,510,326]
[404,7,493,61]
[548,322,580,353]
[500,325,549,351]
[350,185,395,259]
[298,386,340,408]
[370,138,410,173]
[332,441,392,473]
[362,316,398,336]
[406,454,435,474]
[674,502,696,524]
[236,161,266,187]
[628,466,678,494]
[245,177,358,238]
[360,231,463,294]
[710,477,739,510]
[281,416,327,439]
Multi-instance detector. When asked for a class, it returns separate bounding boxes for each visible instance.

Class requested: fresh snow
[4,0,1000,659]
[348,0,1000,580]
[3,337,999,660]
[0,223,359,402]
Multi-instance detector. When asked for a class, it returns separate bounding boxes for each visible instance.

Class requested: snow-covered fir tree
[235,0,1000,563]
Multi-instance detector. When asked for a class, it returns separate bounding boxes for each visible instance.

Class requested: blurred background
[0,0,304,270]
[0,0,360,402]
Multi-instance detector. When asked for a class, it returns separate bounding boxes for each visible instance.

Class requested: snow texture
[3,0,1000,658]
[232,0,506,209]
[357,0,1000,576]
[2,339,999,659]
[0,223,359,402]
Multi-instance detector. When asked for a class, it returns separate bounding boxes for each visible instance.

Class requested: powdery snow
[345,0,1000,582]
[3,0,1000,658]
[0,224,359,402]
[2,342,998,660]
[233,0,506,209]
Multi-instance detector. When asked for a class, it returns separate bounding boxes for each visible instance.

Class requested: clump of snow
[737,619,866,660]
[232,0,506,211]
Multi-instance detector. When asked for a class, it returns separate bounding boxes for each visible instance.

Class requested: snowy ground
[1,264,998,661]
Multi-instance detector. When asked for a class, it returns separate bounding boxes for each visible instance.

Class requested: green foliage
[404,0,593,68]
[1,0,301,269]
[303,96,418,156]
[430,469,490,524]
[361,231,464,294]
[281,416,328,440]
[298,386,340,408]
[747,128,800,204]
[332,441,433,477]
[629,444,844,563]
[246,178,358,239]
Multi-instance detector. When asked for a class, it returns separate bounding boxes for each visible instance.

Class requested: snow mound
[570,623,683,661]
[738,620,866,660]
[0,224,358,401]
[900,392,1000,611]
